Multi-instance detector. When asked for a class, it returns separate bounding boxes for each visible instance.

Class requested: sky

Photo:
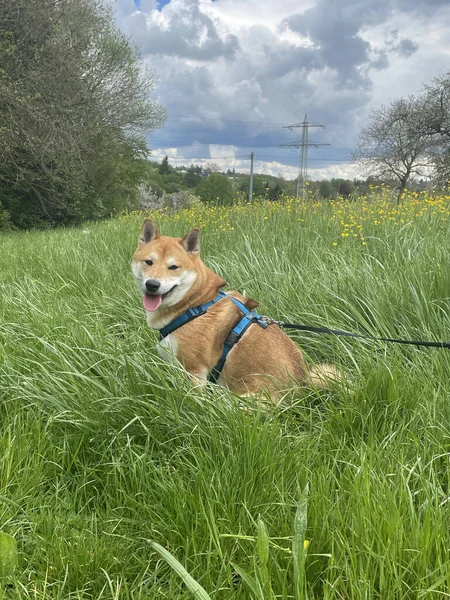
[114,0,450,180]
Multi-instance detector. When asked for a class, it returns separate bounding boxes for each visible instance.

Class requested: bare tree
[421,73,450,141]
[419,73,450,185]
[354,97,438,202]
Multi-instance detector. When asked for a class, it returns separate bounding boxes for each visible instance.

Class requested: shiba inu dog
[132,219,339,398]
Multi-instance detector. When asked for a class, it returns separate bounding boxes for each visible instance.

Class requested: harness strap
[159,290,268,382]
[209,311,268,383]
[160,291,227,338]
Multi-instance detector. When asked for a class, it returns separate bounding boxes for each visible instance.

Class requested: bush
[195,174,234,205]
[138,185,201,211]
[0,202,14,231]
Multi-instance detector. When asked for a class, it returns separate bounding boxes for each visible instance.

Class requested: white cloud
[115,0,450,180]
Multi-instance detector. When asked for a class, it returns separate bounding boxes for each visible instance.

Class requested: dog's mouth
[143,285,178,312]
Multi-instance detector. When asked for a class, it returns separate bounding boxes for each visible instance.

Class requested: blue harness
[159,291,268,383]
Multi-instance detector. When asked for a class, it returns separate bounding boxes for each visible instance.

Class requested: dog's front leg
[188,367,210,388]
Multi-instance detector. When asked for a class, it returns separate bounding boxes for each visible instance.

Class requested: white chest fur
[156,333,179,365]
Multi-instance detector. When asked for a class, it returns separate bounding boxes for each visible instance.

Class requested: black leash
[265,319,450,349]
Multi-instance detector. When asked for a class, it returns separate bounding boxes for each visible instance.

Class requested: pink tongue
[143,294,162,312]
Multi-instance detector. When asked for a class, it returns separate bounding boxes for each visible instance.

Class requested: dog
[132,219,340,398]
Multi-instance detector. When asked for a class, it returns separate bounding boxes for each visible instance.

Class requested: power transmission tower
[281,114,330,199]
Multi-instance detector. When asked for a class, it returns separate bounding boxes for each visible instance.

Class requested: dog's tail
[307,363,343,389]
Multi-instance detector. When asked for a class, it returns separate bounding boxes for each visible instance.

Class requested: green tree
[196,174,234,205]
[269,182,282,201]
[238,176,266,198]
[338,180,354,197]
[183,165,203,188]
[319,181,333,198]
[0,0,165,228]
[159,155,170,175]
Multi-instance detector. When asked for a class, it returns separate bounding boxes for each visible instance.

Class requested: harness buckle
[186,306,206,319]
[225,330,241,347]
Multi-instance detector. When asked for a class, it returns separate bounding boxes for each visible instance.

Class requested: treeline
[142,156,422,205]
[141,158,295,204]
[0,0,164,229]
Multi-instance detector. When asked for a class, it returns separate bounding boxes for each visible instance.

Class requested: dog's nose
[145,279,161,293]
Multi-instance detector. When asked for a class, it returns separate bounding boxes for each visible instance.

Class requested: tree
[0,0,165,227]
[419,73,450,185]
[338,180,354,198]
[183,164,203,188]
[159,155,170,175]
[354,97,437,202]
[319,181,332,198]
[238,176,266,198]
[269,182,282,201]
[196,174,234,205]
[421,73,450,141]
[203,163,221,175]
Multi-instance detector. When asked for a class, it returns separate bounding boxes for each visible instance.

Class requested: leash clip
[261,316,284,326]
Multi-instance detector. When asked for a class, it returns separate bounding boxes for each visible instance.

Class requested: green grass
[0,198,449,598]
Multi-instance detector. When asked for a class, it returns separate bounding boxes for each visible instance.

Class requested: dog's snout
[145,279,161,293]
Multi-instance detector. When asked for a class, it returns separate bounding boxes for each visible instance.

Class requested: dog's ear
[180,228,200,254]
[245,298,260,309]
[139,219,160,246]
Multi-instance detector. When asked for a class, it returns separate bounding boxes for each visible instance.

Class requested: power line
[150,141,351,152]
[149,154,352,163]
[150,141,301,148]
[252,154,351,162]
[166,113,343,128]
[149,155,251,161]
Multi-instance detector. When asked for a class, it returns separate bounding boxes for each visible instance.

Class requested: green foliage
[196,173,234,204]
[0,202,13,231]
[319,181,333,198]
[142,158,188,195]
[268,181,283,201]
[150,542,212,600]
[159,155,171,175]
[0,200,449,597]
[331,178,355,198]
[0,532,18,580]
[0,0,165,228]
[150,492,310,600]
[183,164,203,188]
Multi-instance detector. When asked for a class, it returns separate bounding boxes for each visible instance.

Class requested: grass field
[0,190,449,598]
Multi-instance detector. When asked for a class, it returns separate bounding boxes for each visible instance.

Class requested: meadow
[0,189,449,599]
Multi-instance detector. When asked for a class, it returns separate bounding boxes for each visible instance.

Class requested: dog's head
[132,219,203,313]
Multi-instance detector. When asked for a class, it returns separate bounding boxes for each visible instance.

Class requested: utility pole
[248,151,254,202]
[280,115,330,200]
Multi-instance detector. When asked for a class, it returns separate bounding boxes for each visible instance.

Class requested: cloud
[115,0,450,180]
[396,38,419,58]
[118,0,239,60]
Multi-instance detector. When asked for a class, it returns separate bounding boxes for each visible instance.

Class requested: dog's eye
[168,265,179,271]
[144,259,153,266]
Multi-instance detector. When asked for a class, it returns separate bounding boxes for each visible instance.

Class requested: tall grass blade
[150,541,212,600]
[293,483,309,600]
